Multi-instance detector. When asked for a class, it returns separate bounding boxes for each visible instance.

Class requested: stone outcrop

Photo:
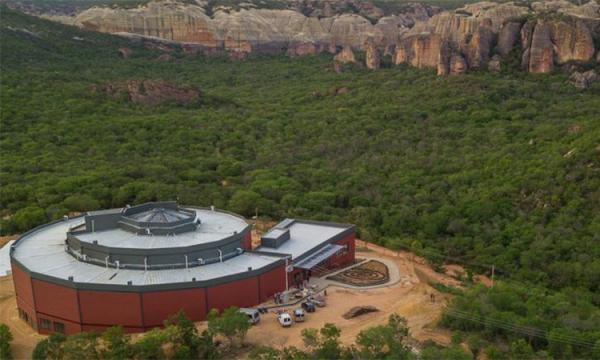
[569,70,598,89]
[118,47,132,59]
[364,38,380,70]
[498,21,522,57]
[450,54,468,75]
[334,45,356,64]
[463,24,494,69]
[287,42,318,58]
[96,80,202,106]
[398,33,445,69]
[549,20,595,64]
[522,20,554,73]
[488,54,501,72]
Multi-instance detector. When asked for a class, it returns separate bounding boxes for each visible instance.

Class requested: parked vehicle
[239,308,260,325]
[278,312,293,327]
[302,300,316,313]
[293,308,305,322]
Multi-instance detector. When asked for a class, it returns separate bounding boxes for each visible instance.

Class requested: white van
[293,308,305,322]
[239,308,260,325]
[278,312,293,327]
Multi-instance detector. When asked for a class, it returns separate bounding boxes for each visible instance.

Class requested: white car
[293,308,305,322]
[278,312,293,327]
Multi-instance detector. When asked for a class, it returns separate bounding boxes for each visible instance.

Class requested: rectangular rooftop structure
[260,228,290,248]
[255,218,354,264]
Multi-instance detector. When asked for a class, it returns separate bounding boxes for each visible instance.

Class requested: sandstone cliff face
[524,20,554,73]
[549,20,595,63]
[66,0,599,77]
[73,0,437,52]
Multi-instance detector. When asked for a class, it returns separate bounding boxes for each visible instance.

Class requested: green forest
[1,5,600,359]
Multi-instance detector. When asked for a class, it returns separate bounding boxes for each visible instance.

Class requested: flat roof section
[11,216,282,288]
[255,219,353,263]
[75,208,248,249]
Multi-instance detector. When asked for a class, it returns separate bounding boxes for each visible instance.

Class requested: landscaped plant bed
[327,260,389,286]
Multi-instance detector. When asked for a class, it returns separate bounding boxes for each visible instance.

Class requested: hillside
[1,5,600,358]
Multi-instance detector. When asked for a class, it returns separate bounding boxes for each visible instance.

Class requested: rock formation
[488,54,501,73]
[35,0,599,77]
[523,20,554,73]
[96,80,202,106]
[569,70,599,89]
[334,45,356,64]
[450,54,468,75]
[364,38,380,70]
[497,21,522,57]
[118,47,132,59]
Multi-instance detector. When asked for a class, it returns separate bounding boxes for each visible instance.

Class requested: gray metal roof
[11,214,282,287]
[293,244,344,270]
[75,208,247,249]
[129,207,192,223]
[255,219,353,262]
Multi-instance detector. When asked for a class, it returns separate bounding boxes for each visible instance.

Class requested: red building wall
[328,232,356,267]
[12,265,37,328]
[32,279,80,323]
[206,277,259,312]
[241,231,252,250]
[142,288,207,327]
[258,265,286,302]
[79,290,143,327]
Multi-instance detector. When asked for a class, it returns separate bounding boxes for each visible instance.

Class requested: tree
[509,339,534,360]
[0,324,13,360]
[228,190,261,217]
[62,194,101,212]
[207,307,250,347]
[13,206,46,232]
[301,323,342,359]
[354,314,412,359]
[101,327,132,360]
[61,332,99,360]
[32,333,66,360]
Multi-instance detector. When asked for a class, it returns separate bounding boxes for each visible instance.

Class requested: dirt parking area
[241,243,459,351]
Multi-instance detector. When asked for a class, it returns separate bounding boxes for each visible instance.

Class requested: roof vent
[68,276,74,281]
[127,281,132,285]
[93,240,98,245]
[192,277,196,282]
[210,205,215,211]
[247,267,252,271]
[63,215,69,221]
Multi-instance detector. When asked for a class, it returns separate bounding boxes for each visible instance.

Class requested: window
[18,308,29,322]
[336,243,349,257]
[39,318,51,330]
[53,321,65,334]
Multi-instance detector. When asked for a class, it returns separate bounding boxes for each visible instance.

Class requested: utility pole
[491,265,495,288]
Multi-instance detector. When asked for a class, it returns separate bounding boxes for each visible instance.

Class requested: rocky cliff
[48,0,600,75]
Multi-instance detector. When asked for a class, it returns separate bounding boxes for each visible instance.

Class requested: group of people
[273,292,285,304]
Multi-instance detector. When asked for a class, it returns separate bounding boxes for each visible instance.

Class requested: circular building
[10,202,286,335]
